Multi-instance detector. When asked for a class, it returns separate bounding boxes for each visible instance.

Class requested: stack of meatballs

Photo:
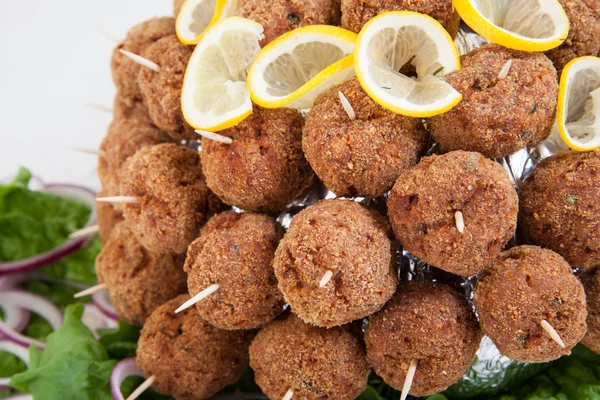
[93,0,600,399]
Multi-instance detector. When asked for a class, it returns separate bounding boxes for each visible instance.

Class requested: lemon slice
[354,11,462,118]
[557,56,600,151]
[176,0,238,45]
[181,17,263,132]
[247,25,357,109]
[453,0,569,52]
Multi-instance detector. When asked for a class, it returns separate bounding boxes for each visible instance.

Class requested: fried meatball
[546,0,600,76]
[273,199,398,328]
[388,151,518,277]
[201,106,313,212]
[111,17,175,107]
[341,0,460,38]
[237,0,341,46]
[113,95,150,122]
[474,245,587,363]
[250,313,369,400]
[303,77,428,197]
[428,44,558,159]
[120,143,221,254]
[138,35,196,141]
[581,267,600,354]
[137,295,252,400]
[96,221,187,326]
[519,150,600,269]
[96,189,124,244]
[184,211,285,330]
[365,281,482,396]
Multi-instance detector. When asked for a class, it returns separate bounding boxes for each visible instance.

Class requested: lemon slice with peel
[176,0,239,45]
[181,17,263,132]
[453,0,569,52]
[354,11,462,118]
[247,25,357,109]
[557,56,600,151]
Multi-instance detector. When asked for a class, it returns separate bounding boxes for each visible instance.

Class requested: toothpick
[96,196,140,204]
[282,389,294,400]
[69,224,100,239]
[175,284,220,313]
[400,359,418,400]
[319,270,334,287]
[338,91,356,120]
[66,146,105,156]
[85,103,113,114]
[119,49,160,72]
[96,26,121,44]
[455,211,465,234]
[498,60,512,79]
[126,375,156,400]
[541,319,566,348]
[195,130,233,145]
[74,283,107,299]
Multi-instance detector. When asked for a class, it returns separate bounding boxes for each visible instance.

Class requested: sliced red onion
[1,305,30,335]
[0,340,30,389]
[92,290,119,321]
[3,394,33,400]
[0,290,63,348]
[111,358,145,400]
[83,304,118,338]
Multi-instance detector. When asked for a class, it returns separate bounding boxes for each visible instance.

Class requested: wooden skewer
[454,211,465,234]
[85,103,113,114]
[282,389,294,400]
[74,283,107,299]
[69,224,100,239]
[119,49,160,72]
[338,91,356,121]
[96,196,140,204]
[541,319,566,348]
[96,26,121,44]
[195,130,233,145]
[498,60,512,79]
[126,375,156,400]
[67,146,106,157]
[175,284,220,313]
[319,270,334,288]
[400,359,418,400]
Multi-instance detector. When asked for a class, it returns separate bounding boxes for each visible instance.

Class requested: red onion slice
[83,304,118,338]
[0,290,63,348]
[1,306,31,335]
[92,290,119,321]
[0,340,30,389]
[3,394,33,400]
[111,358,145,400]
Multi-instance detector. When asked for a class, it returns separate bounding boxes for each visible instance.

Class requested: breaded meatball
[137,295,252,400]
[184,211,285,330]
[474,245,588,363]
[273,199,398,328]
[174,0,184,16]
[111,17,175,107]
[120,143,221,254]
[96,189,124,244]
[519,150,600,269]
[138,35,196,141]
[201,106,313,212]
[113,95,150,122]
[341,0,460,38]
[250,313,370,400]
[365,281,482,396]
[428,44,558,159]
[303,77,428,197]
[237,0,341,46]
[546,0,600,76]
[581,267,600,354]
[96,221,187,326]
[387,151,518,277]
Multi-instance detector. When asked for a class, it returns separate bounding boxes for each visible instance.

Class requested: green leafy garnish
[98,321,141,360]
[40,236,101,285]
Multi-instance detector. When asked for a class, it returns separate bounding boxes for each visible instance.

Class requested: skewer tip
[119,49,161,72]
[541,319,566,348]
[195,130,233,145]
[338,91,356,121]
[69,224,100,239]
[319,270,334,288]
[282,389,294,400]
[175,284,220,313]
[125,375,156,400]
[96,196,140,204]
[454,211,465,234]
[74,283,107,299]
[400,359,418,400]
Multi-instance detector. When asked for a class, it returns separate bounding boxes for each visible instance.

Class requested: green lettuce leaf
[97,321,141,360]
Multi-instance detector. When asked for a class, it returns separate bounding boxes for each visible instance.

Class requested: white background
[0,0,172,190]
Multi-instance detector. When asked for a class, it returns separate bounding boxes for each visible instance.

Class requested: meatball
[519,150,600,269]
[120,143,221,254]
[201,105,314,212]
[303,77,428,197]
[273,199,398,328]
[428,44,558,159]
[96,221,187,326]
[137,294,252,400]
[138,35,196,141]
[237,0,341,46]
[184,211,285,330]
[113,95,150,122]
[96,189,124,244]
[249,313,369,400]
[111,17,175,107]
[474,245,588,363]
[545,0,600,76]
[388,151,518,277]
[341,0,460,38]
[365,281,482,396]
[581,267,600,354]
